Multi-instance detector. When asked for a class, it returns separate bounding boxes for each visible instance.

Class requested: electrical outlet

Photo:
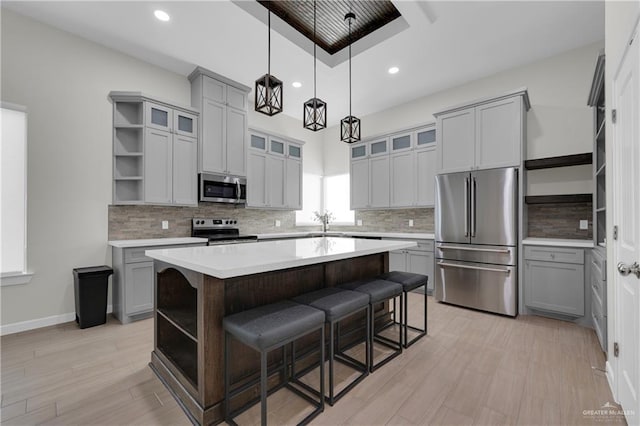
[275,220,281,227]
[162,220,169,230]
[409,219,414,227]
[580,220,588,230]
[357,220,363,226]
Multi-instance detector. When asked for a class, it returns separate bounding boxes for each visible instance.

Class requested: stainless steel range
[191,218,258,245]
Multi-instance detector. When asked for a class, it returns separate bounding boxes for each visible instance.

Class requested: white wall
[0,9,323,329]
[322,42,604,197]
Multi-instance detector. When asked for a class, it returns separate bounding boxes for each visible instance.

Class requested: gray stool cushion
[223,300,325,351]
[380,271,428,292]
[293,288,369,322]
[339,279,402,303]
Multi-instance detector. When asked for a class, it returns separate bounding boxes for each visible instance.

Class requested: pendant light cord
[268,11,271,75]
[313,0,317,100]
[348,14,352,117]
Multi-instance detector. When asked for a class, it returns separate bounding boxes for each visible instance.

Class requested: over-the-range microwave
[199,173,246,204]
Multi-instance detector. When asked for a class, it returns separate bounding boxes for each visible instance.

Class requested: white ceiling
[4,1,604,125]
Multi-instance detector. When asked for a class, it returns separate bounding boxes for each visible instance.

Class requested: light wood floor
[1,295,625,425]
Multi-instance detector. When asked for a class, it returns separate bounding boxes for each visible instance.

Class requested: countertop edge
[108,237,209,248]
[521,238,595,248]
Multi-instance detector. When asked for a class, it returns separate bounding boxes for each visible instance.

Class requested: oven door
[199,174,246,204]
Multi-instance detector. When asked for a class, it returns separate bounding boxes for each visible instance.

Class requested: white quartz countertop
[522,238,595,248]
[145,237,417,279]
[256,231,434,240]
[108,237,208,248]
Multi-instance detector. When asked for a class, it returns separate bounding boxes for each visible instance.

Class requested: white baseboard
[1,305,113,336]
[606,360,616,402]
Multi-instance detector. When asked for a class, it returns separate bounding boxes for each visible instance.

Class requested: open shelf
[114,156,142,179]
[525,194,592,204]
[114,180,142,203]
[114,102,143,126]
[157,268,198,339]
[158,308,197,340]
[115,127,143,154]
[524,153,592,170]
[157,314,198,387]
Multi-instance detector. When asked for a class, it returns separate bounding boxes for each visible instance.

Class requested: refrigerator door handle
[439,245,510,254]
[464,177,469,237]
[471,176,476,237]
[438,261,511,274]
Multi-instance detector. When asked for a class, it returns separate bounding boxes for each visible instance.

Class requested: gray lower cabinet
[387,239,435,293]
[524,246,585,317]
[112,242,206,324]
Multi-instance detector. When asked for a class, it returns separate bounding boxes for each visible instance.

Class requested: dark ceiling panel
[257,0,401,55]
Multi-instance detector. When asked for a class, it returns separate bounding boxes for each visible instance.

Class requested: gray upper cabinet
[189,67,250,177]
[475,97,522,170]
[436,108,475,174]
[435,89,529,174]
[110,92,199,206]
[349,124,437,210]
[247,129,304,210]
[144,127,173,204]
[350,158,370,210]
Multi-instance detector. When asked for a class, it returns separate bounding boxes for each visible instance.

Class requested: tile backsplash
[527,202,593,240]
[109,202,592,241]
[108,205,435,240]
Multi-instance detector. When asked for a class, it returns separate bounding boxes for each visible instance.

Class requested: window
[1,104,32,286]
[323,174,355,225]
[295,173,322,225]
[295,173,355,226]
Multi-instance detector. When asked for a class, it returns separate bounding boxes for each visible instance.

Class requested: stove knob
[233,220,237,224]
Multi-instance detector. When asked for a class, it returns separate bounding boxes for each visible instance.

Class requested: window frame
[1,102,32,286]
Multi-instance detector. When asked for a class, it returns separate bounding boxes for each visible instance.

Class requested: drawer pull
[438,261,511,274]
[439,246,510,254]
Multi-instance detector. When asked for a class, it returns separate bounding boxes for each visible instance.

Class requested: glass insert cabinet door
[270,139,285,155]
[391,133,412,152]
[174,111,198,138]
[351,144,367,159]
[250,133,267,151]
[145,102,172,132]
[416,127,436,148]
[370,139,388,156]
[288,144,301,159]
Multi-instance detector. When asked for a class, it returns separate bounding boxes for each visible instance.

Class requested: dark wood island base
[150,252,389,425]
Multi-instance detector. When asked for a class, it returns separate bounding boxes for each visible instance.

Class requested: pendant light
[341,11,360,143]
[303,0,327,131]
[255,10,283,116]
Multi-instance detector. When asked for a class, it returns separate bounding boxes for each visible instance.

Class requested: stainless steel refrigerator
[434,167,518,316]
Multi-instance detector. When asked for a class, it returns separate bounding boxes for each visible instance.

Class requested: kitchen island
[145,237,416,425]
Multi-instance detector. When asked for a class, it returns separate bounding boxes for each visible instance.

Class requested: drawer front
[524,246,584,264]
[125,248,150,263]
[125,243,206,264]
[415,240,435,252]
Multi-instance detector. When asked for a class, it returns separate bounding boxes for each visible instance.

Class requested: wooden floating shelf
[525,194,592,204]
[524,153,593,170]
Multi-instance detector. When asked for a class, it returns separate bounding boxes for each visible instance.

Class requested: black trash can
[73,266,113,329]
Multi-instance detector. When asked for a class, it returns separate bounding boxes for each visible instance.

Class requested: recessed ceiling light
[292,81,302,88]
[388,66,399,75]
[154,10,170,22]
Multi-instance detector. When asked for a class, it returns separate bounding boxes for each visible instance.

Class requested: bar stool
[339,278,403,372]
[380,271,428,348]
[223,300,325,426]
[292,287,370,405]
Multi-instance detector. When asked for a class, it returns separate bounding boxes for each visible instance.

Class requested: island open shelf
[145,237,416,425]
